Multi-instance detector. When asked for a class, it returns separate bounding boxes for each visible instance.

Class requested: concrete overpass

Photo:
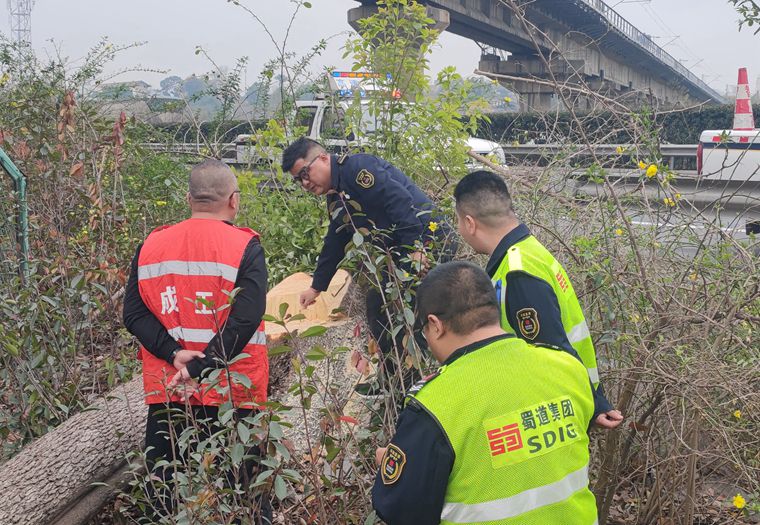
[350,0,727,111]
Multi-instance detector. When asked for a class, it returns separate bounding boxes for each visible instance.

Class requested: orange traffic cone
[733,67,755,130]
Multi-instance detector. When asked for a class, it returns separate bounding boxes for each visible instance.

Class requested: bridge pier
[479,53,556,112]
[478,53,631,112]
[347,4,450,96]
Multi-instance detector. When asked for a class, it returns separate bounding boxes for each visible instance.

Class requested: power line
[639,2,721,82]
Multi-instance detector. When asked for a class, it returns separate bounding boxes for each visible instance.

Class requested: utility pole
[7,0,34,45]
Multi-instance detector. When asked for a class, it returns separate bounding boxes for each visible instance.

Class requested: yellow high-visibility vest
[412,336,598,524]
[491,235,600,387]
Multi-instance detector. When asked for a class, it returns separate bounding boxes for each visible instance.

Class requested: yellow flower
[646,164,658,178]
[503,96,511,103]
[638,161,647,170]
[615,228,623,236]
[616,146,624,154]
[663,197,675,207]
[491,79,498,85]
[688,273,698,281]
[733,409,742,419]
[155,200,167,206]
[675,193,681,200]
[733,494,746,509]
[428,221,439,233]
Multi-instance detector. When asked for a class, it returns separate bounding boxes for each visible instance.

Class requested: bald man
[123,159,271,522]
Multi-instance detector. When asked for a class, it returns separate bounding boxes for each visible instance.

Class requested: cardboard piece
[264,270,352,338]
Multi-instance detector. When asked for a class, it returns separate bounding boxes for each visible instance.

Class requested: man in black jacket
[282,138,456,394]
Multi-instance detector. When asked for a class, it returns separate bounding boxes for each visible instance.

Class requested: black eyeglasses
[229,189,241,199]
[293,155,320,184]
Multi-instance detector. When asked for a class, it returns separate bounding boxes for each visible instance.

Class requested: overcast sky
[2,0,758,96]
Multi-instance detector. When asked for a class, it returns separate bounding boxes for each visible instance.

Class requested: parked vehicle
[697,67,759,183]
[695,67,760,234]
[235,71,506,167]
[697,129,760,182]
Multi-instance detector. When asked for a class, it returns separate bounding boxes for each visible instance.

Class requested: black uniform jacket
[122,225,267,379]
[485,223,613,415]
[311,153,446,291]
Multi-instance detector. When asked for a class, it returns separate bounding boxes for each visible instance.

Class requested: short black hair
[188,159,237,206]
[417,261,500,335]
[453,170,514,227]
[281,137,325,172]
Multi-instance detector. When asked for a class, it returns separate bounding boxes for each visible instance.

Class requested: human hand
[300,287,321,309]
[168,367,199,403]
[172,350,205,371]
[375,446,387,467]
[410,250,430,276]
[594,409,624,429]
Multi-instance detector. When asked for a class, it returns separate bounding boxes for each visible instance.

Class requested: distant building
[94,80,187,124]
[96,80,153,101]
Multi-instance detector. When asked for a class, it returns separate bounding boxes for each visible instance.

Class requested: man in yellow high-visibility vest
[454,170,623,429]
[372,261,598,524]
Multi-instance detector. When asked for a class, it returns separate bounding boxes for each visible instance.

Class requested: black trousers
[144,403,272,524]
[365,234,458,375]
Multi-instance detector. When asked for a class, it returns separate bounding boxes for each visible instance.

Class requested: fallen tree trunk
[0,377,147,525]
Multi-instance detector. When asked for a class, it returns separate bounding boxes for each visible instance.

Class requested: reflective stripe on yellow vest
[492,235,600,387]
[412,337,597,524]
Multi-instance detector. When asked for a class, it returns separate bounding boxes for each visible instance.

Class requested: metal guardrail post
[0,146,30,283]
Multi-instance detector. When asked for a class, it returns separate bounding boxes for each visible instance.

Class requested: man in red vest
[123,159,270,522]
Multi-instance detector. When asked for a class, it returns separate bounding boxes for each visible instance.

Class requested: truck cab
[288,97,506,166]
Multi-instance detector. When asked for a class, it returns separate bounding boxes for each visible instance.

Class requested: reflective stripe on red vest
[137,218,268,408]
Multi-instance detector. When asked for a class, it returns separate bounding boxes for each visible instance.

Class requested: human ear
[465,215,478,235]
[428,315,446,341]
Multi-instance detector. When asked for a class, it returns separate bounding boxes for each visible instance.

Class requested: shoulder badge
[337,152,349,165]
[516,308,540,340]
[380,443,407,485]
[356,168,375,189]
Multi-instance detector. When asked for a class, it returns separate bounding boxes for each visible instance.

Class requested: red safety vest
[136,218,268,408]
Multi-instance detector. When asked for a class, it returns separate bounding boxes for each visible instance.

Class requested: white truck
[697,129,760,182]
[695,67,759,234]
[299,97,503,162]
[235,71,505,167]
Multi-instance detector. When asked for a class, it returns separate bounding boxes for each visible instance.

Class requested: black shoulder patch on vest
[516,307,540,340]
[380,444,407,485]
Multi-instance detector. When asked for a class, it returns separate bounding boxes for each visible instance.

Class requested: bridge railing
[576,0,725,103]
